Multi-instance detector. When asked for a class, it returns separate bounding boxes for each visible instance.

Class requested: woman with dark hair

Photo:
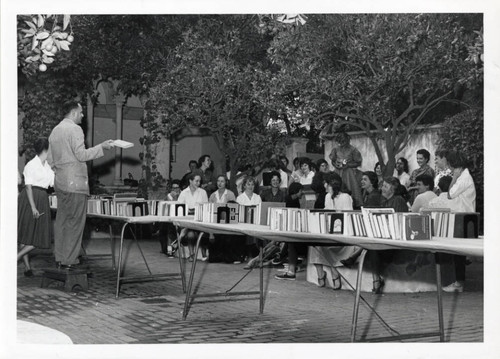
[209,175,236,204]
[340,171,382,268]
[298,157,315,185]
[329,132,363,208]
[441,150,476,293]
[410,174,437,212]
[434,149,452,195]
[260,172,285,203]
[395,157,411,189]
[196,154,217,196]
[17,138,55,277]
[307,174,354,290]
[369,176,409,293]
[408,149,435,204]
[311,158,331,209]
[178,172,209,261]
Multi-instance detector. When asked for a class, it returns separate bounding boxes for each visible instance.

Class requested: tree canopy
[265,13,482,174]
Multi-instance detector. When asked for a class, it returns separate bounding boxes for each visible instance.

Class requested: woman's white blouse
[324,192,353,211]
[236,192,262,205]
[299,171,315,185]
[23,156,55,189]
[177,187,208,209]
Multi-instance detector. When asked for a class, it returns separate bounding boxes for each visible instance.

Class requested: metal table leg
[259,239,264,314]
[351,249,368,342]
[176,227,187,293]
[435,253,445,342]
[182,231,204,320]
[115,222,129,299]
[109,224,116,270]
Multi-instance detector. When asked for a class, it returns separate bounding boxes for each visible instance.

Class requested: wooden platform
[41,267,92,292]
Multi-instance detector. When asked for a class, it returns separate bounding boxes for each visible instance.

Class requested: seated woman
[370,177,409,293]
[340,171,383,268]
[311,159,331,209]
[427,176,461,211]
[177,173,209,261]
[307,174,354,290]
[395,157,411,189]
[410,174,437,212]
[273,182,305,276]
[298,158,315,185]
[236,176,262,262]
[207,175,238,263]
[260,171,286,203]
[408,149,435,205]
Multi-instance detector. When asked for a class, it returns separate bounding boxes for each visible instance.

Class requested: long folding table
[172,218,483,342]
[86,214,192,298]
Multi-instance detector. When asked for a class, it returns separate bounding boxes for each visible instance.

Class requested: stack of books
[420,208,480,238]
[87,193,150,217]
[360,208,432,240]
[194,203,240,224]
[148,200,187,217]
[268,207,309,232]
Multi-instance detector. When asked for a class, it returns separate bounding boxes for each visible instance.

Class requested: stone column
[113,93,126,185]
[86,95,95,177]
[86,94,94,147]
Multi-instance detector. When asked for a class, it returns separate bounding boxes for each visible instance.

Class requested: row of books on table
[49,194,479,240]
[50,194,189,217]
[267,207,479,241]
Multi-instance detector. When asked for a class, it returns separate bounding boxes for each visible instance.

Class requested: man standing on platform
[47,101,114,269]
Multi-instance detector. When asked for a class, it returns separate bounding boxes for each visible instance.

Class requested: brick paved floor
[17,234,484,344]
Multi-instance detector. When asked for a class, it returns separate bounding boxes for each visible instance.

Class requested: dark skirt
[18,186,52,249]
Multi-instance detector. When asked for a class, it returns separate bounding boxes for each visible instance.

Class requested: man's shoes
[24,270,34,277]
[274,272,296,281]
[442,281,464,293]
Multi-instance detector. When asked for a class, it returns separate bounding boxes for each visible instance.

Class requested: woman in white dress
[308,173,353,290]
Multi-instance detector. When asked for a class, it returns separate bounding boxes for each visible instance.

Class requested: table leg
[182,231,204,320]
[176,226,187,293]
[130,224,152,275]
[435,253,445,342]
[115,222,129,299]
[259,239,264,314]
[351,248,368,342]
[109,224,116,270]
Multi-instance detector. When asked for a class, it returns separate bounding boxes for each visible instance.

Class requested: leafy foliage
[147,17,287,192]
[266,14,482,175]
[437,108,483,229]
[19,72,83,161]
[17,15,73,75]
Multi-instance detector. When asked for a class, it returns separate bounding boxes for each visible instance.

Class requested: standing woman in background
[17,138,55,277]
[329,132,363,208]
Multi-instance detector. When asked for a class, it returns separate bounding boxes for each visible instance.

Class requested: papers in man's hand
[113,140,134,149]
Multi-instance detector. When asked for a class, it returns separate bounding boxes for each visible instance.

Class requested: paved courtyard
[17,231,484,345]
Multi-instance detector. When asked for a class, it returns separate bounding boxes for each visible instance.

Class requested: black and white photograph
[1,0,499,358]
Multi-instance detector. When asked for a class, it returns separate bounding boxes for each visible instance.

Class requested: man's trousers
[54,190,87,265]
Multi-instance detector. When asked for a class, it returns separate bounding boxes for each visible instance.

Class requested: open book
[113,139,134,149]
